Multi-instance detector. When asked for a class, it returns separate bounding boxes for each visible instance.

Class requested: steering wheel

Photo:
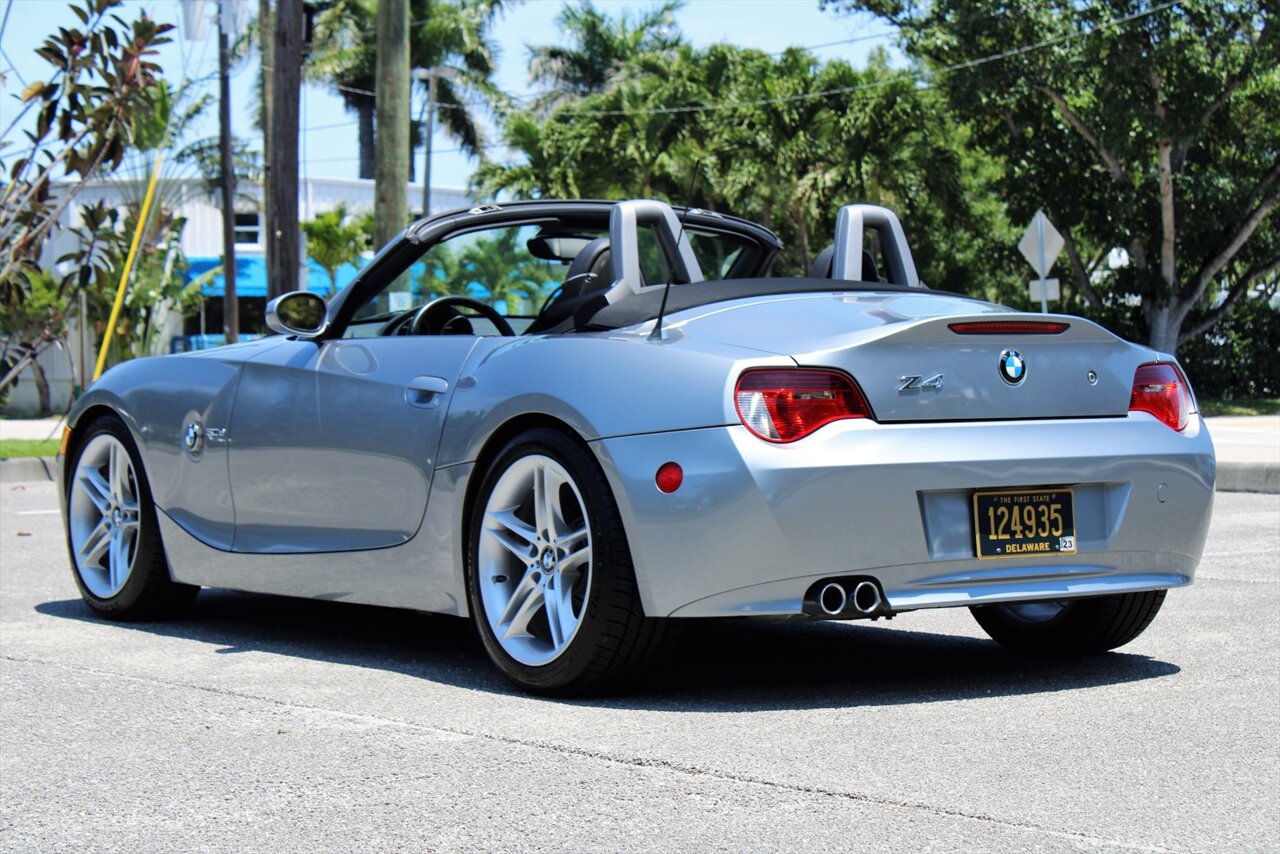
[409,296,516,337]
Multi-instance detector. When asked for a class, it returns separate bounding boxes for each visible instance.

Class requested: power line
[317,23,896,105]
[306,118,359,132]
[541,1,1181,119]
[305,142,481,164]
[265,1,1181,178]
[767,30,895,57]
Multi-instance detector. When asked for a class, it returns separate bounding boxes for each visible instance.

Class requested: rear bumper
[593,414,1215,618]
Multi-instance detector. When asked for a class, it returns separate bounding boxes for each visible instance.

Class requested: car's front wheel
[65,415,198,619]
[969,591,1167,654]
[467,428,665,695]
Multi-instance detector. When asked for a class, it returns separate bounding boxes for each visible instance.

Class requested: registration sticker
[973,488,1077,559]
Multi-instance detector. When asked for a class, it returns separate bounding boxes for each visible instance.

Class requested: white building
[2,176,470,416]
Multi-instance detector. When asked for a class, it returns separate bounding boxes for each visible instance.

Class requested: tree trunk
[373,0,410,248]
[259,0,273,279]
[268,0,304,298]
[357,100,375,180]
[794,210,811,272]
[1146,300,1184,355]
[29,354,51,417]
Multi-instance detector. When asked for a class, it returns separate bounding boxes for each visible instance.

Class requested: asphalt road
[2,480,1277,853]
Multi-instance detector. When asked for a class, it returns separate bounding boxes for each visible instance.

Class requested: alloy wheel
[68,433,141,599]
[477,454,593,666]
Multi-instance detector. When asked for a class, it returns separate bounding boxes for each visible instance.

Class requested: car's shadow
[36,591,1180,711]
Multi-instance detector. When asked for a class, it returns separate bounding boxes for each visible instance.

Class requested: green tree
[307,0,509,181]
[302,203,370,294]
[305,0,379,178]
[0,0,175,401]
[0,271,67,415]
[415,229,562,313]
[527,0,683,108]
[826,0,1279,353]
[475,37,1013,291]
[0,0,172,287]
[456,228,561,313]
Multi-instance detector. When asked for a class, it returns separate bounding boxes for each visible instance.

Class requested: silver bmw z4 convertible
[59,198,1215,695]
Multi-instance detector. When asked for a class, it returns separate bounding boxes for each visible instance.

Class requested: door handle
[405,375,449,408]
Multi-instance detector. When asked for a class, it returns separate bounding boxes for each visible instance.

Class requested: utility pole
[374,0,410,248]
[423,72,435,217]
[412,66,457,218]
[268,0,302,298]
[218,0,239,343]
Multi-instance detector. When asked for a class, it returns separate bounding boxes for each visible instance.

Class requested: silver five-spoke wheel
[69,433,141,598]
[63,415,198,619]
[477,454,593,666]
[468,428,666,694]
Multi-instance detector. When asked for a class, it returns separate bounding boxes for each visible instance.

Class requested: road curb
[2,455,1276,493]
[1216,462,1280,495]
[0,456,56,485]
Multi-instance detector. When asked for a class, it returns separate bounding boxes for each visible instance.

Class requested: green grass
[0,438,60,459]
[1198,398,1280,417]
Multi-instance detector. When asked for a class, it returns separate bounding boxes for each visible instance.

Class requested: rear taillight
[1129,363,1191,431]
[735,369,871,442]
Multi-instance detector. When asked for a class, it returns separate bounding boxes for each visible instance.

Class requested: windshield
[335,206,777,338]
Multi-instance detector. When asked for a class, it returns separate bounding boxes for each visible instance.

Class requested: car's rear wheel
[66,415,197,619]
[467,428,665,695]
[969,591,1167,654]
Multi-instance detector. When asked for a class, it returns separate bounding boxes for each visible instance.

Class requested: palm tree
[305,0,378,178]
[408,1,509,165]
[306,0,509,180]
[301,203,370,295]
[527,0,684,109]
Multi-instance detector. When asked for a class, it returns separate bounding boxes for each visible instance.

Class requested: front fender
[64,353,249,550]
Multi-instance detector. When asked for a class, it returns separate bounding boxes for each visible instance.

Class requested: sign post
[1018,210,1064,313]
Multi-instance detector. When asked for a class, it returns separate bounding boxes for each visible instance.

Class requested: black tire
[970,591,1167,655]
[64,414,198,620]
[466,427,666,695]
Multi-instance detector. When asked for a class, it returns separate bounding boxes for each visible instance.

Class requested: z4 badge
[898,373,945,392]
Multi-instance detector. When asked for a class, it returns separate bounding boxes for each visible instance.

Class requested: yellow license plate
[973,488,1077,559]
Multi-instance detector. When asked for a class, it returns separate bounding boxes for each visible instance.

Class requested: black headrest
[561,237,612,300]
[809,244,835,278]
[808,244,881,282]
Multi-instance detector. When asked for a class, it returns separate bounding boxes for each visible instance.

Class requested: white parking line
[14,509,59,516]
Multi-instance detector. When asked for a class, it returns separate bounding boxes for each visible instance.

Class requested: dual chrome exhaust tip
[814,578,885,618]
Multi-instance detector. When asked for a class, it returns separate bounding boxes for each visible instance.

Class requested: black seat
[526,238,613,334]
[559,237,613,300]
[809,243,881,282]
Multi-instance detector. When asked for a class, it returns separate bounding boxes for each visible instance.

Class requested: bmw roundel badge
[998,349,1026,385]
[183,420,204,453]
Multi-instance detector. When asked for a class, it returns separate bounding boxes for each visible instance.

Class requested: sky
[1,0,898,191]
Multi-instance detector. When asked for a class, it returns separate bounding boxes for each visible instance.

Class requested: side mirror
[266,291,329,337]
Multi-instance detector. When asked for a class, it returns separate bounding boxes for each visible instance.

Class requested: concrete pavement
[3,414,1278,490]
[3,481,1277,851]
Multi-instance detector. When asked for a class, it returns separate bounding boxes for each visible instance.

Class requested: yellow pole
[91,151,164,383]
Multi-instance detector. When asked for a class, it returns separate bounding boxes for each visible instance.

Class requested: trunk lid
[670,292,1148,422]
[795,313,1142,422]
